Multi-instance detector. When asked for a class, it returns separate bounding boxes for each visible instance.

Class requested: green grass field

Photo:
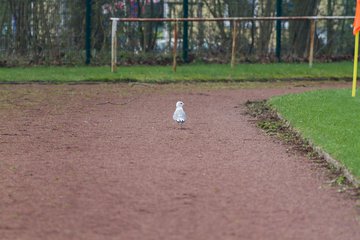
[269,89,360,180]
[0,62,354,83]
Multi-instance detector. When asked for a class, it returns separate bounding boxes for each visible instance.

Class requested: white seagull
[173,101,186,128]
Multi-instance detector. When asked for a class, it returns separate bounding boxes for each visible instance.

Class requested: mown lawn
[269,89,360,180]
[0,62,354,83]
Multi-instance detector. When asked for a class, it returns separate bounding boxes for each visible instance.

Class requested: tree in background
[0,0,357,65]
[257,0,276,57]
[288,0,321,58]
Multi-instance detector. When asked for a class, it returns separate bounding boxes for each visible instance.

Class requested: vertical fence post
[183,0,189,63]
[309,19,316,68]
[231,20,238,68]
[111,19,118,73]
[85,0,92,65]
[276,0,282,62]
[173,20,178,72]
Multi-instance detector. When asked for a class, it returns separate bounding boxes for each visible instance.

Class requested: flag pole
[352,32,359,97]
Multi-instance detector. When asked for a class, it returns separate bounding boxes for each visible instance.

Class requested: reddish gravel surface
[0,82,359,240]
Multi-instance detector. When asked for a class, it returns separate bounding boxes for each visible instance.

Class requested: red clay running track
[0,82,359,240]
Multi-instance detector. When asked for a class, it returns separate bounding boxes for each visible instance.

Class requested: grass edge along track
[268,88,360,185]
[0,62,354,84]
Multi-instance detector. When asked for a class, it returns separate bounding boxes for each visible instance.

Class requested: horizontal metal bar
[111,16,354,22]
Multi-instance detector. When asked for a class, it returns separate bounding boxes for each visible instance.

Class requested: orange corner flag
[354,0,360,35]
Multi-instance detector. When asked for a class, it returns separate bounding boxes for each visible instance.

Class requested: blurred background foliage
[0,0,356,66]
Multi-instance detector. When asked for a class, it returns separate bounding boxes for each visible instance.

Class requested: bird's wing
[173,108,186,121]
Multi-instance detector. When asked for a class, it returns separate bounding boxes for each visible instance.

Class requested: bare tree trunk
[289,0,320,58]
[93,0,105,51]
[249,0,256,55]
[0,2,9,37]
[326,0,334,54]
[258,0,275,56]
[203,0,228,46]
[32,1,41,63]
[197,0,204,50]
[8,0,32,55]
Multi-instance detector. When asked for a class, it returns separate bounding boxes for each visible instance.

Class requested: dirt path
[0,82,359,240]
